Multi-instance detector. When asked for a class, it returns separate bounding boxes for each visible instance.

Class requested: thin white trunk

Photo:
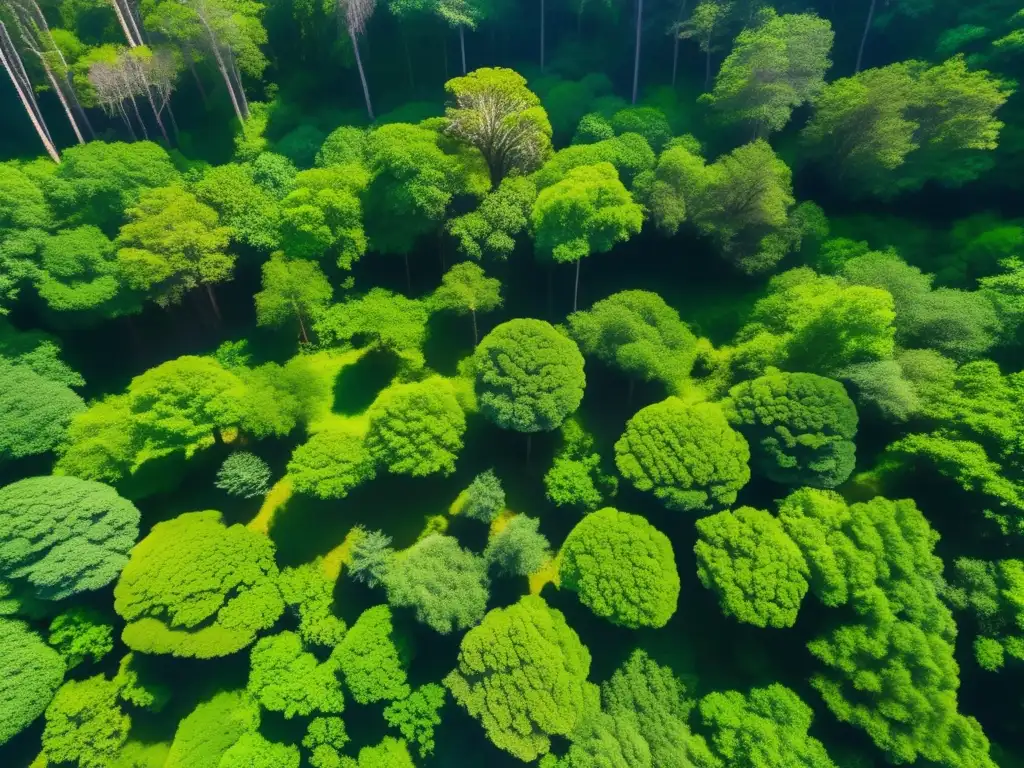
[228,53,250,119]
[125,0,145,47]
[129,93,149,138]
[855,0,876,73]
[459,24,466,74]
[119,101,138,139]
[0,28,59,162]
[196,13,247,126]
[349,26,374,120]
[145,88,170,143]
[631,0,642,103]
[111,0,139,46]
[44,65,85,143]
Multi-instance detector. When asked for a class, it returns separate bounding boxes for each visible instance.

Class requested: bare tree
[1,0,94,143]
[89,57,139,138]
[0,20,58,161]
[337,0,376,120]
[123,46,180,144]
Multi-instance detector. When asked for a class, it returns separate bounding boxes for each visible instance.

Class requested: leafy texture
[0,358,85,462]
[215,452,272,498]
[48,607,114,668]
[384,683,446,758]
[615,399,750,512]
[114,511,284,658]
[559,508,680,628]
[336,605,410,704]
[164,691,260,768]
[0,619,65,745]
[462,469,506,522]
[247,631,344,718]
[40,675,130,768]
[485,515,551,577]
[288,428,376,499]
[445,595,592,761]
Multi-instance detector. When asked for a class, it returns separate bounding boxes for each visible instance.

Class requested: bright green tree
[48,607,114,668]
[445,67,553,185]
[112,653,170,713]
[531,162,643,311]
[383,534,490,634]
[699,684,835,768]
[34,225,137,317]
[694,506,809,628]
[303,716,350,768]
[279,165,369,268]
[115,185,233,314]
[0,619,65,746]
[533,133,656,190]
[462,469,506,522]
[448,176,537,261]
[610,107,672,152]
[113,511,284,658]
[724,371,858,488]
[247,630,344,718]
[545,418,618,512]
[164,691,260,768]
[220,732,299,768]
[365,377,467,477]
[288,428,376,500]
[485,514,551,577]
[40,675,130,768]
[473,319,586,447]
[0,357,85,462]
[567,289,697,395]
[313,288,430,370]
[254,254,333,344]
[193,162,285,252]
[703,10,834,137]
[559,507,680,628]
[384,683,446,758]
[945,557,1024,671]
[335,605,411,704]
[0,476,140,602]
[278,561,347,648]
[431,261,502,345]
[348,736,415,768]
[346,527,394,587]
[316,126,368,167]
[445,595,592,761]
[615,399,750,512]
[215,452,272,499]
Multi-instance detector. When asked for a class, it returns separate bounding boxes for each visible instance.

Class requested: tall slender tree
[631,0,642,103]
[678,0,731,90]
[338,0,376,120]
[0,21,59,162]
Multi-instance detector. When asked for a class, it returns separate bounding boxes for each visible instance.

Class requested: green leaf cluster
[335,605,410,704]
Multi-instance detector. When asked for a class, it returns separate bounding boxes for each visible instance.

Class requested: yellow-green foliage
[40,675,130,768]
[615,399,750,512]
[247,631,344,718]
[0,619,65,746]
[335,605,410,705]
[445,595,592,761]
[114,511,283,658]
[164,691,260,768]
[559,508,680,629]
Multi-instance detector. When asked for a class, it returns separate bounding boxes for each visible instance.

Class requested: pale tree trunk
[631,0,643,103]
[459,24,466,74]
[125,0,145,47]
[111,0,139,46]
[293,302,309,343]
[145,88,171,144]
[855,0,876,73]
[119,102,138,139]
[187,55,209,107]
[540,0,545,70]
[44,66,85,143]
[129,93,149,139]
[672,35,679,86]
[349,26,374,120]
[0,26,60,162]
[196,13,246,126]
[205,284,222,321]
[229,55,249,119]
[573,258,582,311]
[470,308,478,346]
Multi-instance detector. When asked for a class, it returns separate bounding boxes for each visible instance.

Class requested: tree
[485,514,550,576]
[531,163,643,311]
[803,57,1011,197]
[610,108,671,152]
[545,418,618,512]
[445,595,592,761]
[384,683,446,758]
[303,717,350,768]
[431,261,502,345]
[602,649,717,768]
[287,428,376,500]
[462,469,506,522]
[0,357,85,462]
[445,67,553,185]
[567,289,697,395]
[247,631,344,718]
[116,185,233,315]
[48,607,114,668]
[694,506,809,628]
[0,619,65,746]
[0,21,61,162]
[349,736,415,768]
[733,268,896,378]
[215,451,272,498]
[279,165,369,268]
[615,399,750,512]
[703,10,833,138]
[0,476,140,602]
[39,675,129,768]
[335,605,411,704]
[448,176,537,261]
[164,691,260,768]
[278,561,347,648]
[678,0,733,90]
[313,289,430,369]
[559,507,680,628]
[383,534,490,634]
[220,732,300,768]
[34,225,136,317]
[699,684,835,768]
[337,0,376,120]
[945,558,1024,671]
[254,254,332,343]
[316,126,368,167]
[346,527,394,587]
[534,133,656,190]
[124,355,247,464]
[112,652,171,712]
[473,319,586,448]
[142,0,268,128]
[193,161,284,252]
[723,371,859,488]
[365,377,467,477]
[113,510,284,658]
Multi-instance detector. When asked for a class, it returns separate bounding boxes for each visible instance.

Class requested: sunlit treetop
[0,618,65,746]
[113,511,284,659]
[279,165,369,268]
[448,176,537,261]
[247,630,344,719]
[335,604,411,705]
[164,690,261,768]
[0,357,86,463]
[313,288,430,369]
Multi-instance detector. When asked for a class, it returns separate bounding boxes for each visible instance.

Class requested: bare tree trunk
[631,0,643,104]
[119,102,138,139]
[67,77,96,138]
[459,25,466,74]
[124,0,145,46]
[43,66,85,144]
[540,0,545,70]
[471,308,478,346]
[228,53,250,119]
[293,302,309,343]
[205,283,222,322]
[855,0,876,73]
[211,45,246,128]
[145,89,171,144]
[186,51,209,107]
[349,27,374,120]
[166,103,181,141]
[111,0,139,46]
[672,35,679,86]
[573,258,582,312]
[0,26,60,162]
[129,94,149,139]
